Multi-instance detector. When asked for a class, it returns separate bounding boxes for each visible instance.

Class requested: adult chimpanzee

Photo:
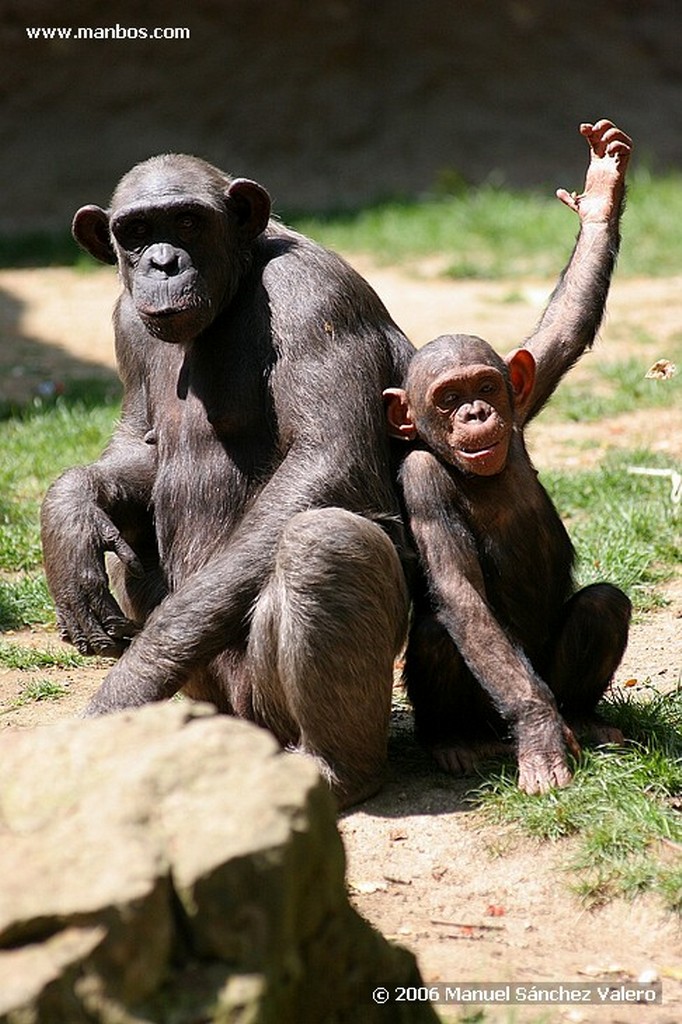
[384,123,632,795]
[42,156,412,807]
[41,119,628,806]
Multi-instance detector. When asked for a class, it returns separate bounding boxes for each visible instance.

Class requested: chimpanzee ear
[71,205,117,265]
[383,388,418,441]
[505,348,536,415]
[225,178,271,240]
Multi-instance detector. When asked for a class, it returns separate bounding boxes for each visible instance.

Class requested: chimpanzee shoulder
[256,224,399,326]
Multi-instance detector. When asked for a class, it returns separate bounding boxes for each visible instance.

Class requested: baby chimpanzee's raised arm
[385,334,631,794]
[522,119,632,419]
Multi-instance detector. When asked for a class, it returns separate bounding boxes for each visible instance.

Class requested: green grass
[0,640,88,713]
[294,185,575,278]
[0,390,119,628]
[0,639,86,670]
[544,352,682,423]
[476,686,682,912]
[13,679,68,706]
[288,170,682,279]
[541,456,681,611]
[0,575,54,631]
[0,675,70,708]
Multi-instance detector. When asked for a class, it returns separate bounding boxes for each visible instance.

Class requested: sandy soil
[0,264,680,1023]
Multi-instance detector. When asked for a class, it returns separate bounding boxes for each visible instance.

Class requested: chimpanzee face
[421,362,514,476]
[72,156,271,345]
[109,196,230,343]
[384,334,536,478]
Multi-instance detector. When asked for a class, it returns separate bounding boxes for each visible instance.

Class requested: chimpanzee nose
[462,401,490,423]
[149,244,178,272]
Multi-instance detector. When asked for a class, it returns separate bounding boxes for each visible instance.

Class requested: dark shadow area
[350,706,495,820]
[0,284,120,416]
[0,231,83,269]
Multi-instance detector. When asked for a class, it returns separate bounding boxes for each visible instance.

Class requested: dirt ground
[1,264,681,1023]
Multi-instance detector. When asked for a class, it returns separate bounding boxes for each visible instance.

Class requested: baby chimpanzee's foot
[431,737,513,776]
[568,715,624,747]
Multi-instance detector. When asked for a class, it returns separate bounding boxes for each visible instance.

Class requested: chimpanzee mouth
[140,305,188,319]
[138,301,214,343]
[137,291,205,321]
[459,442,499,459]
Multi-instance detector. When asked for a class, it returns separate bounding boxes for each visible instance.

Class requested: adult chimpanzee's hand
[41,485,142,657]
[556,119,632,224]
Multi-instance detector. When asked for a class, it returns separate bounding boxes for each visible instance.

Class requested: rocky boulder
[0,702,437,1023]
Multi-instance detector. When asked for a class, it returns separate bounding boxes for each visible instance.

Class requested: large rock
[0,703,437,1023]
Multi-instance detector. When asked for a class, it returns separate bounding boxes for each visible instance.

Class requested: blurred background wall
[1,0,681,233]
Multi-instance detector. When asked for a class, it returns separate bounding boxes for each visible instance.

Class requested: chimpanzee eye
[176,213,200,233]
[479,376,503,397]
[436,389,458,411]
[125,219,150,242]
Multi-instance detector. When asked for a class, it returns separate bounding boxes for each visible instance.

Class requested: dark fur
[397,332,631,791]
[41,154,413,807]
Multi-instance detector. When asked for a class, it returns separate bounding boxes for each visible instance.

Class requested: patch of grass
[14,679,68,705]
[541,456,681,611]
[0,397,120,503]
[0,576,54,630]
[6,171,682,279]
[621,169,682,277]
[601,681,682,756]
[544,352,682,423]
[0,393,119,630]
[0,393,119,541]
[0,501,42,571]
[291,185,577,278]
[288,170,682,279]
[476,686,682,911]
[0,640,86,670]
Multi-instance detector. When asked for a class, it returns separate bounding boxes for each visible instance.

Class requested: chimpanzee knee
[405,613,506,744]
[548,582,631,713]
[247,508,409,807]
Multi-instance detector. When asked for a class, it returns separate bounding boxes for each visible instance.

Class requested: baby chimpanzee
[384,333,631,793]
